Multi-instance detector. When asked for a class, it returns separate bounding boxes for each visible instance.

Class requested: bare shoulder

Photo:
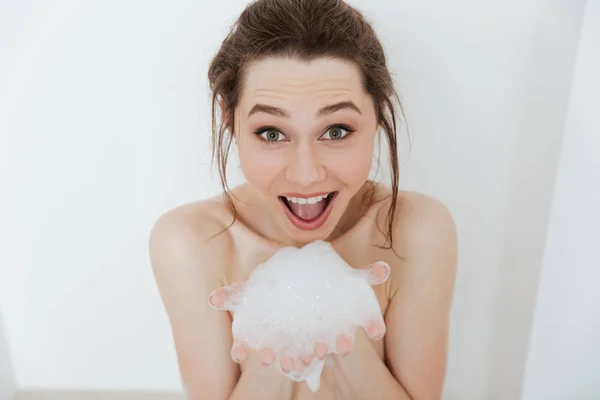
[372,188,457,250]
[147,199,240,398]
[371,189,457,285]
[148,198,235,283]
[383,190,458,296]
[377,192,457,398]
[393,191,457,248]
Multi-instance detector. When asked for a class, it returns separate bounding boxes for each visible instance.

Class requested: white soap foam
[230,240,386,390]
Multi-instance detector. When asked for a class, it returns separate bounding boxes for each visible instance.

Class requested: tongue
[287,198,329,221]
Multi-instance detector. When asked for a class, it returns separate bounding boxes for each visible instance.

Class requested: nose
[284,142,327,188]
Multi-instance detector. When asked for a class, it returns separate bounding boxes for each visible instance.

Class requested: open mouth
[278,191,338,230]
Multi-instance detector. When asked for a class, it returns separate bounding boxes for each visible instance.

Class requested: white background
[0,0,597,399]
[522,0,600,398]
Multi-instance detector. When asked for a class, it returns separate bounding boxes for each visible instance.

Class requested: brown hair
[207,0,404,250]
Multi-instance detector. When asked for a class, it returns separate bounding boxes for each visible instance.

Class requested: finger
[352,261,390,286]
[207,281,245,311]
[295,358,307,373]
[313,342,328,360]
[364,319,386,340]
[208,288,227,309]
[301,354,314,366]
[290,360,307,380]
[230,341,249,363]
[280,356,295,373]
[368,261,390,285]
[335,333,354,356]
[258,347,276,366]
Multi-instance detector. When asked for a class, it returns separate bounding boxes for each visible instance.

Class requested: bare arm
[315,195,457,400]
[384,195,458,399]
[149,209,293,400]
[149,210,239,399]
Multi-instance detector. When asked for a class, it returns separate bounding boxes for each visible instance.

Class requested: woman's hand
[208,260,391,377]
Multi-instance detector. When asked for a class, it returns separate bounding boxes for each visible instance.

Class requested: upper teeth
[285,193,332,204]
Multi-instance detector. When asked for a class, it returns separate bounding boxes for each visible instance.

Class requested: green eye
[265,129,280,141]
[254,127,285,143]
[253,124,354,144]
[322,125,353,140]
[329,127,343,139]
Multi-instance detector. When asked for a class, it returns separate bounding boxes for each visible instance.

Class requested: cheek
[326,140,374,185]
[238,146,283,186]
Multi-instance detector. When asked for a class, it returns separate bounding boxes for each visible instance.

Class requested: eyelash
[252,124,356,144]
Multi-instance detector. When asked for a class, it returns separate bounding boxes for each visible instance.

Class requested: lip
[279,192,337,231]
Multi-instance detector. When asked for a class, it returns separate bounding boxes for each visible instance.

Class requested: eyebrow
[247,101,362,118]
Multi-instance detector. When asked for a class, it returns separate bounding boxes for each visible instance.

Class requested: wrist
[231,350,293,399]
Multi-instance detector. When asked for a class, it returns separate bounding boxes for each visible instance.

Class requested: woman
[149,0,457,399]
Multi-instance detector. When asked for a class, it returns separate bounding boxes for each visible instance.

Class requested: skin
[230,57,378,247]
[208,257,391,372]
[149,57,458,399]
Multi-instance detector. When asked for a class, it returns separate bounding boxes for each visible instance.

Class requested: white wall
[522,0,600,398]
[0,0,587,398]
[1,1,27,399]
[481,1,587,398]
[0,308,17,400]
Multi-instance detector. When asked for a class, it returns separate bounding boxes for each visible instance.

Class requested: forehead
[239,57,368,111]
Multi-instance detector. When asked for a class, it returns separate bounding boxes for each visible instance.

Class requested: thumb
[208,280,246,311]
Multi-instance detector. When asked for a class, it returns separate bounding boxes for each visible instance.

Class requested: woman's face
[232,56,378,243]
